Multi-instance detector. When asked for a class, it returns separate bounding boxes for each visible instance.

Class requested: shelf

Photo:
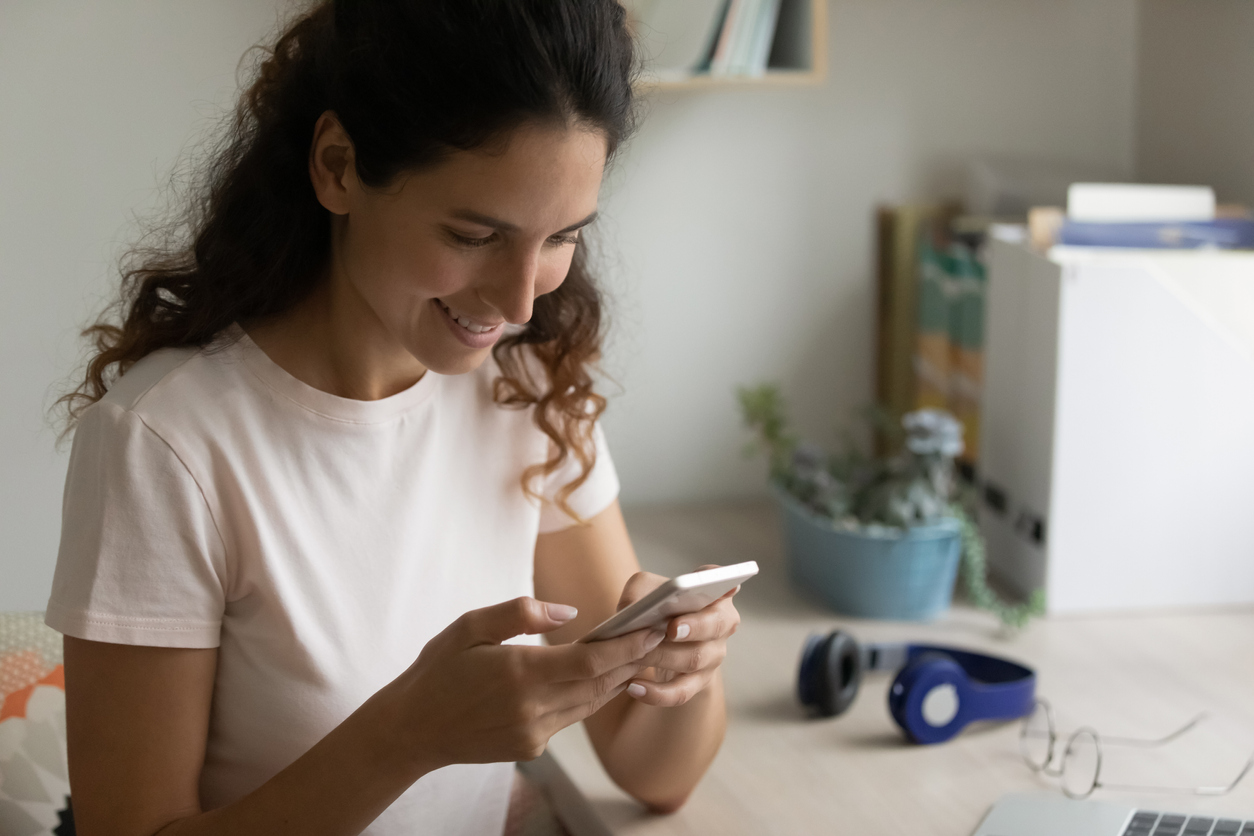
[630,0,827,92]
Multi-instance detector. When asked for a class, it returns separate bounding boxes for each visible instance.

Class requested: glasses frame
[1019,698,1253,800]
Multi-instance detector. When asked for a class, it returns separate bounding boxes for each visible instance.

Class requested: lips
[435,298,501,333]
[432,298,503,348]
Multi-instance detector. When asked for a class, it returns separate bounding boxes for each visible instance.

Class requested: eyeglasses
[1020,698,1254,800]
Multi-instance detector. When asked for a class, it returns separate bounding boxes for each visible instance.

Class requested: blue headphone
[797,630,1036,744]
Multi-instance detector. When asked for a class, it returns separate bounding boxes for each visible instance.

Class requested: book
[708,0,746,76]
[1057,218,1254,249]
[728,0,762,76]
[747,0,783,76]
[1066,183,1216,223]
[628,0,729,82]
[913,233,986,466]
[874,205,954,455]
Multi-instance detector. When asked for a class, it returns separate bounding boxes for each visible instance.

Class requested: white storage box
[979,239,1254,614]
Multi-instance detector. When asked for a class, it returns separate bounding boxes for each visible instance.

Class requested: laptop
[972,793,1254,836]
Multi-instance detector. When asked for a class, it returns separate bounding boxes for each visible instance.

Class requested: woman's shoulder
[98,346,203,414]
[93,334,250,429]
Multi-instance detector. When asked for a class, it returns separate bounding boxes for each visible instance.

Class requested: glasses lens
[1020,702,1053,771]
[1062,728,1101,799]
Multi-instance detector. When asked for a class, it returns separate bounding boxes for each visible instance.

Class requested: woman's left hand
[616,564,741,708]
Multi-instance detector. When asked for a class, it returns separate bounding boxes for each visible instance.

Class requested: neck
[245,275,427,402]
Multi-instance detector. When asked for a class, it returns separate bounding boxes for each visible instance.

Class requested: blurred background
[1,0,1250,610]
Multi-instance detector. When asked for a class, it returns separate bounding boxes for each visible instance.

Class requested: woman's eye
[449,231,496,248]
[548,233,580,247]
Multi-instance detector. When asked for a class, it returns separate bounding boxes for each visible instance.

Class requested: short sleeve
[44,401,228,648]
[537,422,621,534]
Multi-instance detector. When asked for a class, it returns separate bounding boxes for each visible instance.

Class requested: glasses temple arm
[1100,713,1209,748]
[1097,752,1253,797]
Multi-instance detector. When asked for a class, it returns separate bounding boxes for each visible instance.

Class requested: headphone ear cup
[887,652,969,744]
[797,630,863,717]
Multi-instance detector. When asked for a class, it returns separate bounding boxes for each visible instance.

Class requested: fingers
[643,638,726,676]
[665,595,740,644]
[542,680,634,738]
[458,597,579,646]
[542,659,646,713]
[536,627,667,682]
[625,671,713,708]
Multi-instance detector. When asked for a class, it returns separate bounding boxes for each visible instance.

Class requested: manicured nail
[546,603,578,622]
[627,683,647,698]
[646,630,666,650]
[674,623,691,641]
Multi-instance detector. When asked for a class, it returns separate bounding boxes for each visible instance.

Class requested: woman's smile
[433,297,504,348]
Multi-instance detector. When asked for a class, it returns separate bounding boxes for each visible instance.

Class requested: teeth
[437,299,496,334]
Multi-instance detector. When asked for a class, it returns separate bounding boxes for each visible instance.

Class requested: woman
[46,1,740,834]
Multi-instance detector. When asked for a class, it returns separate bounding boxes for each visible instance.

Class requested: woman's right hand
[382,597,665,771]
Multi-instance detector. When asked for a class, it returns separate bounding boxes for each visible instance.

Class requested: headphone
[797,630,1036,744]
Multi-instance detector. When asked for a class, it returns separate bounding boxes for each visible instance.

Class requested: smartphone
[576,561,759,643]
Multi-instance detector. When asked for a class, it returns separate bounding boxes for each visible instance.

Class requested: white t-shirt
[45,327,619,835]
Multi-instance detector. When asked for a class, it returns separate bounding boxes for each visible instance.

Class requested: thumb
[459,596,578,646]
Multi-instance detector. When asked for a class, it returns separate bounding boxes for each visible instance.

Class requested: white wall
[600,0,1139,504]
[0,0,1139,609]
[0,1,291,610]
[1137,0,1254,206]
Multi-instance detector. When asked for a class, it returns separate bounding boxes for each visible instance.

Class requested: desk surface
[544,501,1254,835]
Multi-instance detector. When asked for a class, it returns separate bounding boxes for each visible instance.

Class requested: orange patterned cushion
[0,613,73,835]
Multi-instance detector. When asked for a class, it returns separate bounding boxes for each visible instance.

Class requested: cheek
[347,225,465,304]
[536,249,578,296]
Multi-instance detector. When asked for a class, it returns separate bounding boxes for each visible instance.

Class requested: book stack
[913,231,986,468]
[875,206,988,467]
[1031,184,1254,250]
[627,0,786,82]
[875,205,950,455]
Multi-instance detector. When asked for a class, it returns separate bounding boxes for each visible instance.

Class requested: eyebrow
[449,209,599,235]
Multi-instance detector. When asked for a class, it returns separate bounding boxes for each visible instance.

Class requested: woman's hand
[383,596,665,772]
[617,565,742,708]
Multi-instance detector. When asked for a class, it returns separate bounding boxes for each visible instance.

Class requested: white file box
[979,240,1254,613]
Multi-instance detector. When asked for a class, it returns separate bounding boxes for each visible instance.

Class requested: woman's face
[315,119,608,376]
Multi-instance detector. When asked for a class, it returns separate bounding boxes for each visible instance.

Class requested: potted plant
[738,384,1043,627]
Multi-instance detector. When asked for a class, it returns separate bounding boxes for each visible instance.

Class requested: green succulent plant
[736,383,1044,630]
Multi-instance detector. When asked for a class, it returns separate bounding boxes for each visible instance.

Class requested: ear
[308,111,356,216]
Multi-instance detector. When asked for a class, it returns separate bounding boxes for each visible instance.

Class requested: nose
[482,245,541,325]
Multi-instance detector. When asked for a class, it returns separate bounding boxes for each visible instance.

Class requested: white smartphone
[576,561,759,643]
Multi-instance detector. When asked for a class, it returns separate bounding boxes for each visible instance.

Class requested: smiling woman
[44,2,740,835]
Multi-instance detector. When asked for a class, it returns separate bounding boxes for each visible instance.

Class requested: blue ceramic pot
[775,486,962,621]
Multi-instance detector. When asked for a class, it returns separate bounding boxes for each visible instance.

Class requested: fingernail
[646,630,666,650]
[546,603,578,622]
[674,623,691,641]
[627,682,647,698]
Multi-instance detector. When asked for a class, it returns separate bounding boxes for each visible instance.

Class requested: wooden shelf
[631,0,827,92]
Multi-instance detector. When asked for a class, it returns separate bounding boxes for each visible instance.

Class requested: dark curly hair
[60,0,638,518]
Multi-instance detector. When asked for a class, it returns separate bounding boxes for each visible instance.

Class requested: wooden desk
[538,501,1254,835]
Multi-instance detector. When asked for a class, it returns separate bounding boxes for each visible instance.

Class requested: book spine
[695,0,733,73]
[730,0,763,76]
[1058,219,1254,249]
[913,238,953,415]
[709,0,744,76]
[748,0,783,76]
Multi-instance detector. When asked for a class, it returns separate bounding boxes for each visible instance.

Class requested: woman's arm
[534,500,735,812]
[64,599,659,836]
[64,637,427,836]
